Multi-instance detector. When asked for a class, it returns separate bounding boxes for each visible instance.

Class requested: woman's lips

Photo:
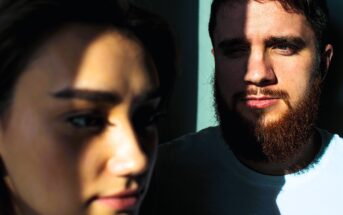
[96,196,138,210]
[244,97,279,109]
[93,190,140,211]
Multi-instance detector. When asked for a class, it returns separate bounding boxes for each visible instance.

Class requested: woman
[0,0,176,214]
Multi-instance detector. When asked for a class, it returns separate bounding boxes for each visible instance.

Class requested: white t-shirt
[141,127,343,215]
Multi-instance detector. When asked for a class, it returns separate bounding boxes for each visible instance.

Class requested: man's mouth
[243,96,280,109]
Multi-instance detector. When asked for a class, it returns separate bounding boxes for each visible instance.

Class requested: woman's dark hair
[128,5,177,110]
[209,0,330,50]
[0,0,177,214]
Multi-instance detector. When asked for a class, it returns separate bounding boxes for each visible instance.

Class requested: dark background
[135,0,199,142]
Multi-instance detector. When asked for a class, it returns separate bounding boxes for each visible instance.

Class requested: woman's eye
[133,109,164,131]
[66,113,108,129]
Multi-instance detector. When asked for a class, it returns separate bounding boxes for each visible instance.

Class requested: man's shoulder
[317,128,343,148]
[316,128,343,160]
[154,125,229,174]
[142,126,230,215]
[158,126,222,157]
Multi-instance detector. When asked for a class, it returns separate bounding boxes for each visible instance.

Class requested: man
[141,0,343,214]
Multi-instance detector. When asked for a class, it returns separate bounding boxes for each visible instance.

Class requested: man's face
[0,26,160,215]
[212,0,332,161]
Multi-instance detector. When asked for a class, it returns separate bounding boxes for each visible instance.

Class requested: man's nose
[106,119,148,177]
[244,51,277,87]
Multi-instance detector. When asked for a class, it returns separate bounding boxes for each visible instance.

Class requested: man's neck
[236,131,322,176]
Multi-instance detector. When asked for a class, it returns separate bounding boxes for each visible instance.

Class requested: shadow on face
[0,25,160,215]
[210,0,332,213]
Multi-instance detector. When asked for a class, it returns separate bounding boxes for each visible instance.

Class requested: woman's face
[0,25,160,215]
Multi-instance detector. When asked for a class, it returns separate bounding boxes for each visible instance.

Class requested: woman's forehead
[20,25,159,101]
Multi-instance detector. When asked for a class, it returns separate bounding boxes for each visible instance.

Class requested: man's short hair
[208,0,330,50]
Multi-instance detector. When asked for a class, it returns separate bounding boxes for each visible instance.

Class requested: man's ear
[321,44,333,80]
[211,48,214,56]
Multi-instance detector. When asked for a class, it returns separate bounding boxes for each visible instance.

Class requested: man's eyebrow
[265,36,306,48]
[52,88,122,104]
[218,37,249,50]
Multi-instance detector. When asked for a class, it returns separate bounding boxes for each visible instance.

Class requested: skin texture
[213,0,333,174]
[0,25,160,215]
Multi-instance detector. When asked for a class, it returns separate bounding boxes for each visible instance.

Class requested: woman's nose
[105,119,148,177]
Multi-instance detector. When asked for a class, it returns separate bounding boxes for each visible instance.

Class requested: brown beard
[214,76,321,163]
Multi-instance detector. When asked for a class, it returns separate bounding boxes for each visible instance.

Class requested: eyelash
[222,46,250,58]
[66,111,111,131]
[65,108,163,133]
[271,43,300,55]
[133,109,165,132]
[221,43,301,58]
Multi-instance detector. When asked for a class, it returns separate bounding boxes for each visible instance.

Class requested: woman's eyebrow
[51,88,122,104]
[51,88,161,104]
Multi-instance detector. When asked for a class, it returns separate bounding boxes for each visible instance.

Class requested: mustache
[233,88,291,108]
[234,88,289,100]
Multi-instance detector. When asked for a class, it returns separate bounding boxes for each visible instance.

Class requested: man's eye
[66,113,108,129]
[222,45,250,59]
[272,43,299,55]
